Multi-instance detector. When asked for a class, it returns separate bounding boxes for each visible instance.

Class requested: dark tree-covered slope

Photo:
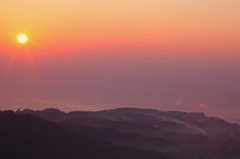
[0,110,168,159]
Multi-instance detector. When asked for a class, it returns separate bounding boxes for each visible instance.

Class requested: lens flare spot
[199,103,209,108]
[177,101,182,105]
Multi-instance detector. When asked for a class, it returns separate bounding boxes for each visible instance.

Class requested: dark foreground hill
[0,110,168,159]
[18,108,240,159]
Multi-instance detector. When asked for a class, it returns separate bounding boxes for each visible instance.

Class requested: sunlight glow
[17,34,28,44]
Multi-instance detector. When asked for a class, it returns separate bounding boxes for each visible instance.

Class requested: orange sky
[0,0,240,57]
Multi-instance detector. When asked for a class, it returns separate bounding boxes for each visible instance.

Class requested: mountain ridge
[16,107,240,159]
[0,110,169,159]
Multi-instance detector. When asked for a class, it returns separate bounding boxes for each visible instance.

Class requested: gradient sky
[0,0,240,123]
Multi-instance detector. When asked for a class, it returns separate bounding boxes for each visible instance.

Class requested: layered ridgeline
[17,108,240,159]
[0,110,168,159]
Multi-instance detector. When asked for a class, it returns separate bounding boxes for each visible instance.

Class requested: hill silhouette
[18,107,240,159]
[0,110,168,159]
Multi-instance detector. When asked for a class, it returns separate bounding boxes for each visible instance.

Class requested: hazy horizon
[1,53,240,123]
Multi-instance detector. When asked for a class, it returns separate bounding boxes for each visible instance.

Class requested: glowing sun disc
[17,34,28,43]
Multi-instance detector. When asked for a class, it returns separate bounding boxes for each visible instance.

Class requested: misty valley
[1,107,240,159]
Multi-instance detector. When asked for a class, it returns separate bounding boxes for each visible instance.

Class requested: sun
[17,34,28,44]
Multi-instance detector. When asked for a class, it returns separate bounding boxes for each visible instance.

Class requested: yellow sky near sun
[0,0,240,55]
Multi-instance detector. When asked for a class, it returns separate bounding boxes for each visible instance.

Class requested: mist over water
[0,52,240,123]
